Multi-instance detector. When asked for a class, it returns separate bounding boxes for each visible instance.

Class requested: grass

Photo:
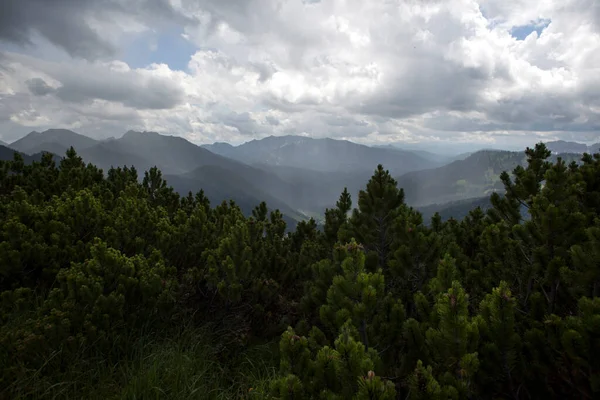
[4,324,280,400]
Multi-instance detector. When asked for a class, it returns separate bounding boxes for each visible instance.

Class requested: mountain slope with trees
[396,149,582,206]
[6,129,592,225]
[165,165,306,228]
[6,130,312,225]
[0,144,60,164]
[1,143,599,399]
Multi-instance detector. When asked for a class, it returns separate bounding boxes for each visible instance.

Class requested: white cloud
[0,0,599,148]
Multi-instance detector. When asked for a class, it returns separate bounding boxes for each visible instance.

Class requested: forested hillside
[396,150,582,206]
[0,144,60,165]
[1,144,599,399]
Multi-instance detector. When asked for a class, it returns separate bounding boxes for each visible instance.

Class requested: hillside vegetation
[397,150,582,206]
[1,143,599,399]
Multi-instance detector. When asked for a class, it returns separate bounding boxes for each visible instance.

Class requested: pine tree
[528,157,587,314]
[476,281,522,398]
[344,165,405,270]
[265,322,395,399]
[387,206,441,303]
[568,220,600,298]
[421,281,480,398]
[319,240,404,353]
[324,187,352,246]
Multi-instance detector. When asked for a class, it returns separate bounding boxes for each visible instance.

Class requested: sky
[0,0,599,151]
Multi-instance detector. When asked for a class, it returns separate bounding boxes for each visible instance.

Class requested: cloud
[0,0,193,60]
[25,77,55,96]
[3,52,186,109]
[0,0,599,148]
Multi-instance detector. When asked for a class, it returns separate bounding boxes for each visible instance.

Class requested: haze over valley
[1,128,594,228]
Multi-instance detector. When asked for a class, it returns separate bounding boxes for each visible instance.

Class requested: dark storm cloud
[53,68,185,110]
[5,52,186,109]
[0,0,194,60]
[482,90,600,132]
[26,77,56,96]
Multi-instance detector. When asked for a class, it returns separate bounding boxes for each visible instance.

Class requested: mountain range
[10,129,98,155]
[202,135,439,174]
[544,140,600,154]
[2,129,597,226]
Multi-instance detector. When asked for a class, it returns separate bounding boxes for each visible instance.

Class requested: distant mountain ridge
[10,129,98,155]
[203,134,438,175]
[544,140,600,154]
[7,128,593,225]
[396,149,583,207]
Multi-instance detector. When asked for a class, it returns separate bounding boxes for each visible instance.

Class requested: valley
[0,129,589,226]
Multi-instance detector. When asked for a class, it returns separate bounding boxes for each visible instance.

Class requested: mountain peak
[208,133,435,174]
[9,128,98,155]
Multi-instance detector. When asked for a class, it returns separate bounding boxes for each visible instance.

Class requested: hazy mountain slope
[203,135,434,174]
[0,145,60,164]
[544,140,588,154]
[77,143,158,174]
[10,129,98,155]
[0,145,31,162]
[544,140,600,154]
[83,132,309,224]
[106,131,340,218]
[165,166,304,229]
[253,163,373,213]
[417,196,493,223]
[396,150,523,206]
[373,144,456,165]
[446,151,474,163]
[11,130,306,218]
[23,141,71,158]
[105,131,240,175]
[201,142,237,158]
[397,150,583,207]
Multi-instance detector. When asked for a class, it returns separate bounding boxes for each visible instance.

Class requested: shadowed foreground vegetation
[1,144,599,399]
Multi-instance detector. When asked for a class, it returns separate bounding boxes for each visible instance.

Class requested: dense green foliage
[1,144,599,399]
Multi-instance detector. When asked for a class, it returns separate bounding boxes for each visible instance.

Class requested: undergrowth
[3,323,279,400]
